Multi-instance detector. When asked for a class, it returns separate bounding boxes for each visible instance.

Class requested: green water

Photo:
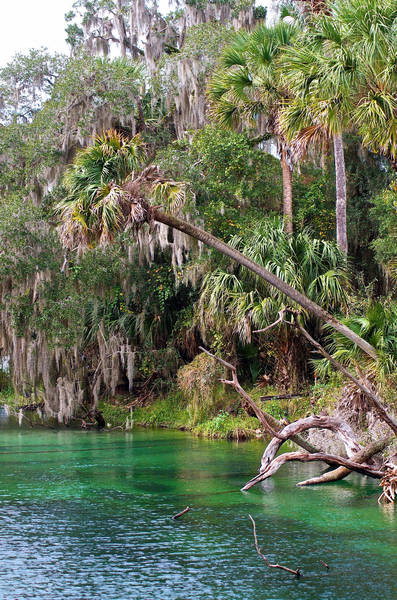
[0,424,396,600]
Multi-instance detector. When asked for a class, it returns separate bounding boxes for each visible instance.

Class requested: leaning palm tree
[208,22,299,234]
[199,216,349,388]
[57,128,378,360]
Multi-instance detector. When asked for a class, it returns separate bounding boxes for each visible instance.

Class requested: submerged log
[172,506,190,519]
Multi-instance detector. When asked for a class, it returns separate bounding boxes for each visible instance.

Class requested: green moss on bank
[98,380,344,440]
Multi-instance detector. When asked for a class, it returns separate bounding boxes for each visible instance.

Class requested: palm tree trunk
[281,150,293,235]
[333,133,348,255]
[152,208,378,360]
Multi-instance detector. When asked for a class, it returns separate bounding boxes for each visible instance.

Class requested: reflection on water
[0,426,396,600]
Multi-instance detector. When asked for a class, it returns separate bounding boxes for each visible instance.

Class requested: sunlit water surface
[0,421,396,600]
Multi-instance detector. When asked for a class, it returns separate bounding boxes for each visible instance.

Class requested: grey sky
[0,0,278,67]
[0,0,72,66]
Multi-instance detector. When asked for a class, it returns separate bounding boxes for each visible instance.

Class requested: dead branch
[256,414,362,477]
[260,393,304,401]
[297,437,392,486]
[172,506,190,519]
[199,346,282,439]
[248,514,301,577]
[288,311,397,437]
[252,309,287,334]
[199,346,320,453]
[242,452,384,491]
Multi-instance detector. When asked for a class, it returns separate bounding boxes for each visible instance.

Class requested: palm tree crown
[208,22,300,233]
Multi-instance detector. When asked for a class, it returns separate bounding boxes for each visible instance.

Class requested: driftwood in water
[242,452,384,491]
[248,514,301,577]
[297,437,392,486]
[259,414,362,471]
[172,506,190,519]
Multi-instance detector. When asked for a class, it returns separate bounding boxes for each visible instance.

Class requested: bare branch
[297,437,392,486]
[288,311,397,437]
[242,452,384,491]
[252,309,287,334]
[172,506,190,519]
[200,347,321,452]
[248,514,301,577]
[256,414,362,478]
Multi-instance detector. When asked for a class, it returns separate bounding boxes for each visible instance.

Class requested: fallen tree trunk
[297,437,392,486]
[154,209,378,360]
[257,415,362,474]
[242,452,384,491]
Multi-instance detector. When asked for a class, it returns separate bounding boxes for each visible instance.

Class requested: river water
[0,425,396,600]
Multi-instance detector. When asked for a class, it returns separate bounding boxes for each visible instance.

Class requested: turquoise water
[0,424,396,599]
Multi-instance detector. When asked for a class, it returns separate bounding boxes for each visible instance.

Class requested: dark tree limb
[248,514,301,577]
[242,452,384,491]
[260,393,304,401]
[199,346,320,453]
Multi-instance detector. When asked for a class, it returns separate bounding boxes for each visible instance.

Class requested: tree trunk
[152,209,378,360]
[115,0,128,57]
[333,133,348,255]
[281,150,293,235]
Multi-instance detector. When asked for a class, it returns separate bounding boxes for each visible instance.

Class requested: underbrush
[100,379,345,440]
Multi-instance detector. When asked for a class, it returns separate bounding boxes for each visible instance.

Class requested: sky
[0,0,277,67]
[0,0,72,66]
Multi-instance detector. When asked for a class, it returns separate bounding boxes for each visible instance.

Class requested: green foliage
[132,391,189,429]
[199,215,349,341]
[371,186,397,280]
[315,301,397,380]
[100,402,129,427]
[0,49,66,124]
[281,0,397,163]
[157,126,282,239]
[193,410,258,439]
[293,167,336,240]
[253,5,267,20]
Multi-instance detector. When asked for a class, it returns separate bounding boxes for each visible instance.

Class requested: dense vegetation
[0,0,396,449]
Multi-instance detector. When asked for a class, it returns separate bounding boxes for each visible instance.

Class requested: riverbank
[0,381,337,439]
[99,382,341,440]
